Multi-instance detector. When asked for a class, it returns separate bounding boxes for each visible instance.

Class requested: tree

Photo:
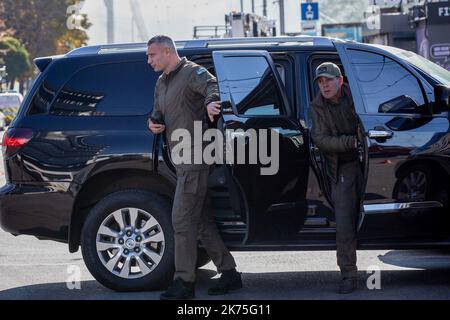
[0,0,91,93]
[0,36,32,91]
[0,15,13,64]
[0,0,91,60]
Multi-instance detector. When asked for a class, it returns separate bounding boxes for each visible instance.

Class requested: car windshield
[370,44,450,85]
[0,95,21,108]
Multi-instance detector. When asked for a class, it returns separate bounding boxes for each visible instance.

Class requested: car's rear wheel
[81,189,174,291]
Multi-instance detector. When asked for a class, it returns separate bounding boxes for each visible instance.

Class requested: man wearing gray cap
[309,62,364,294]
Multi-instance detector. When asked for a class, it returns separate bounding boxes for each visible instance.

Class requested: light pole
[104,0,115,44]
[275,0,285,35]
[281,0,285,35]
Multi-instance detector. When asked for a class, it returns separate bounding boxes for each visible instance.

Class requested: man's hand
[148,118,165,134]
[207,101,221,122]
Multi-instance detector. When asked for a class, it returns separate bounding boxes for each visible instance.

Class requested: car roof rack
[66,36,335,56]
[67,43,148,56]
[181,36,334,48]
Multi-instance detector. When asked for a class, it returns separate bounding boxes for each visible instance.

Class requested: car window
[221,56,284,116]
[347,49,426,114]
[28,74,59,115]
[193,54,292,115]
[27,60,73,116]
[369,44,450,85]
[50,61,158,116]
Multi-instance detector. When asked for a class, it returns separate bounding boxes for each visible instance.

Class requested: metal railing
[193,25,230,39]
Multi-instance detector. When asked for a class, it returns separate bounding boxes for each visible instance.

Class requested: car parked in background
[0,111,5,130]
[0,92,24,125]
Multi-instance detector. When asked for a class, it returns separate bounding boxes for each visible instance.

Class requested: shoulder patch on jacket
[196,67,207,75]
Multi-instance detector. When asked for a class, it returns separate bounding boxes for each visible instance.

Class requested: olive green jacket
[151,57,219,169]
[309,84,363,182]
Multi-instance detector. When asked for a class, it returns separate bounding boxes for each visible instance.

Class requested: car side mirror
[378,95,420,114]
[433,84,450,114]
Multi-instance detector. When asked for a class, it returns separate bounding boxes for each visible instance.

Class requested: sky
[80,0,304,45]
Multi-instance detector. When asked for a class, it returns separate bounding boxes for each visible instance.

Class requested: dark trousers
[172,167,236,282]
[330,160,363,280]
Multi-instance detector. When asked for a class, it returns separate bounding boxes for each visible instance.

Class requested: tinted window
[28,73,59,115]
[378,45,450,85]
[50,61,158,116]
[347,49,426,114]
[222,56,284,116]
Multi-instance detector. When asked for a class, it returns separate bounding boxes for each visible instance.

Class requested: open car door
[212,50,310,242]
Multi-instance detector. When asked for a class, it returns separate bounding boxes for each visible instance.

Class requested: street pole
[240,0,244,12]
[263,0,267,16]
[252,0,255,13]
[279,0,285,35]
[104,0,114,44]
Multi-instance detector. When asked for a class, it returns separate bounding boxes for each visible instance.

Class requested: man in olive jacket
[309,62,364,294]
[147,35,242,300]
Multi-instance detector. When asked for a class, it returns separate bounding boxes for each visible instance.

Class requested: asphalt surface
[0,132,450,300]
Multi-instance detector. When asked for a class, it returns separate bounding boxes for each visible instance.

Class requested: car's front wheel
[81,189,174,291]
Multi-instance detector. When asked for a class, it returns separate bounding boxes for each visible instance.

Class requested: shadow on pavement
[1,266,450,300]
[378,249,450,269]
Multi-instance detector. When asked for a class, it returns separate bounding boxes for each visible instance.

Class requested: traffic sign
[301,2,319,21]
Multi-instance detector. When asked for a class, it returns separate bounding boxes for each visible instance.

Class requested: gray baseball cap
[314,62,342,82]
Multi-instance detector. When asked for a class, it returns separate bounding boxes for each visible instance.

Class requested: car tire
[81,189,174,292]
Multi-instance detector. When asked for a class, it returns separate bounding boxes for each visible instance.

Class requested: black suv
[1,37,450,292]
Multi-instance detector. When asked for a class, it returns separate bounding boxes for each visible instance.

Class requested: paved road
[1,228,450,300]
[0,131,450,300]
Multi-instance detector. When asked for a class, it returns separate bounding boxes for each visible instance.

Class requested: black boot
[338,278,357,294]
[208,269,242,295]
[160,278,195,300]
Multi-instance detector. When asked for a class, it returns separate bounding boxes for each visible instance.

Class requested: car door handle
[367,129,393,139]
